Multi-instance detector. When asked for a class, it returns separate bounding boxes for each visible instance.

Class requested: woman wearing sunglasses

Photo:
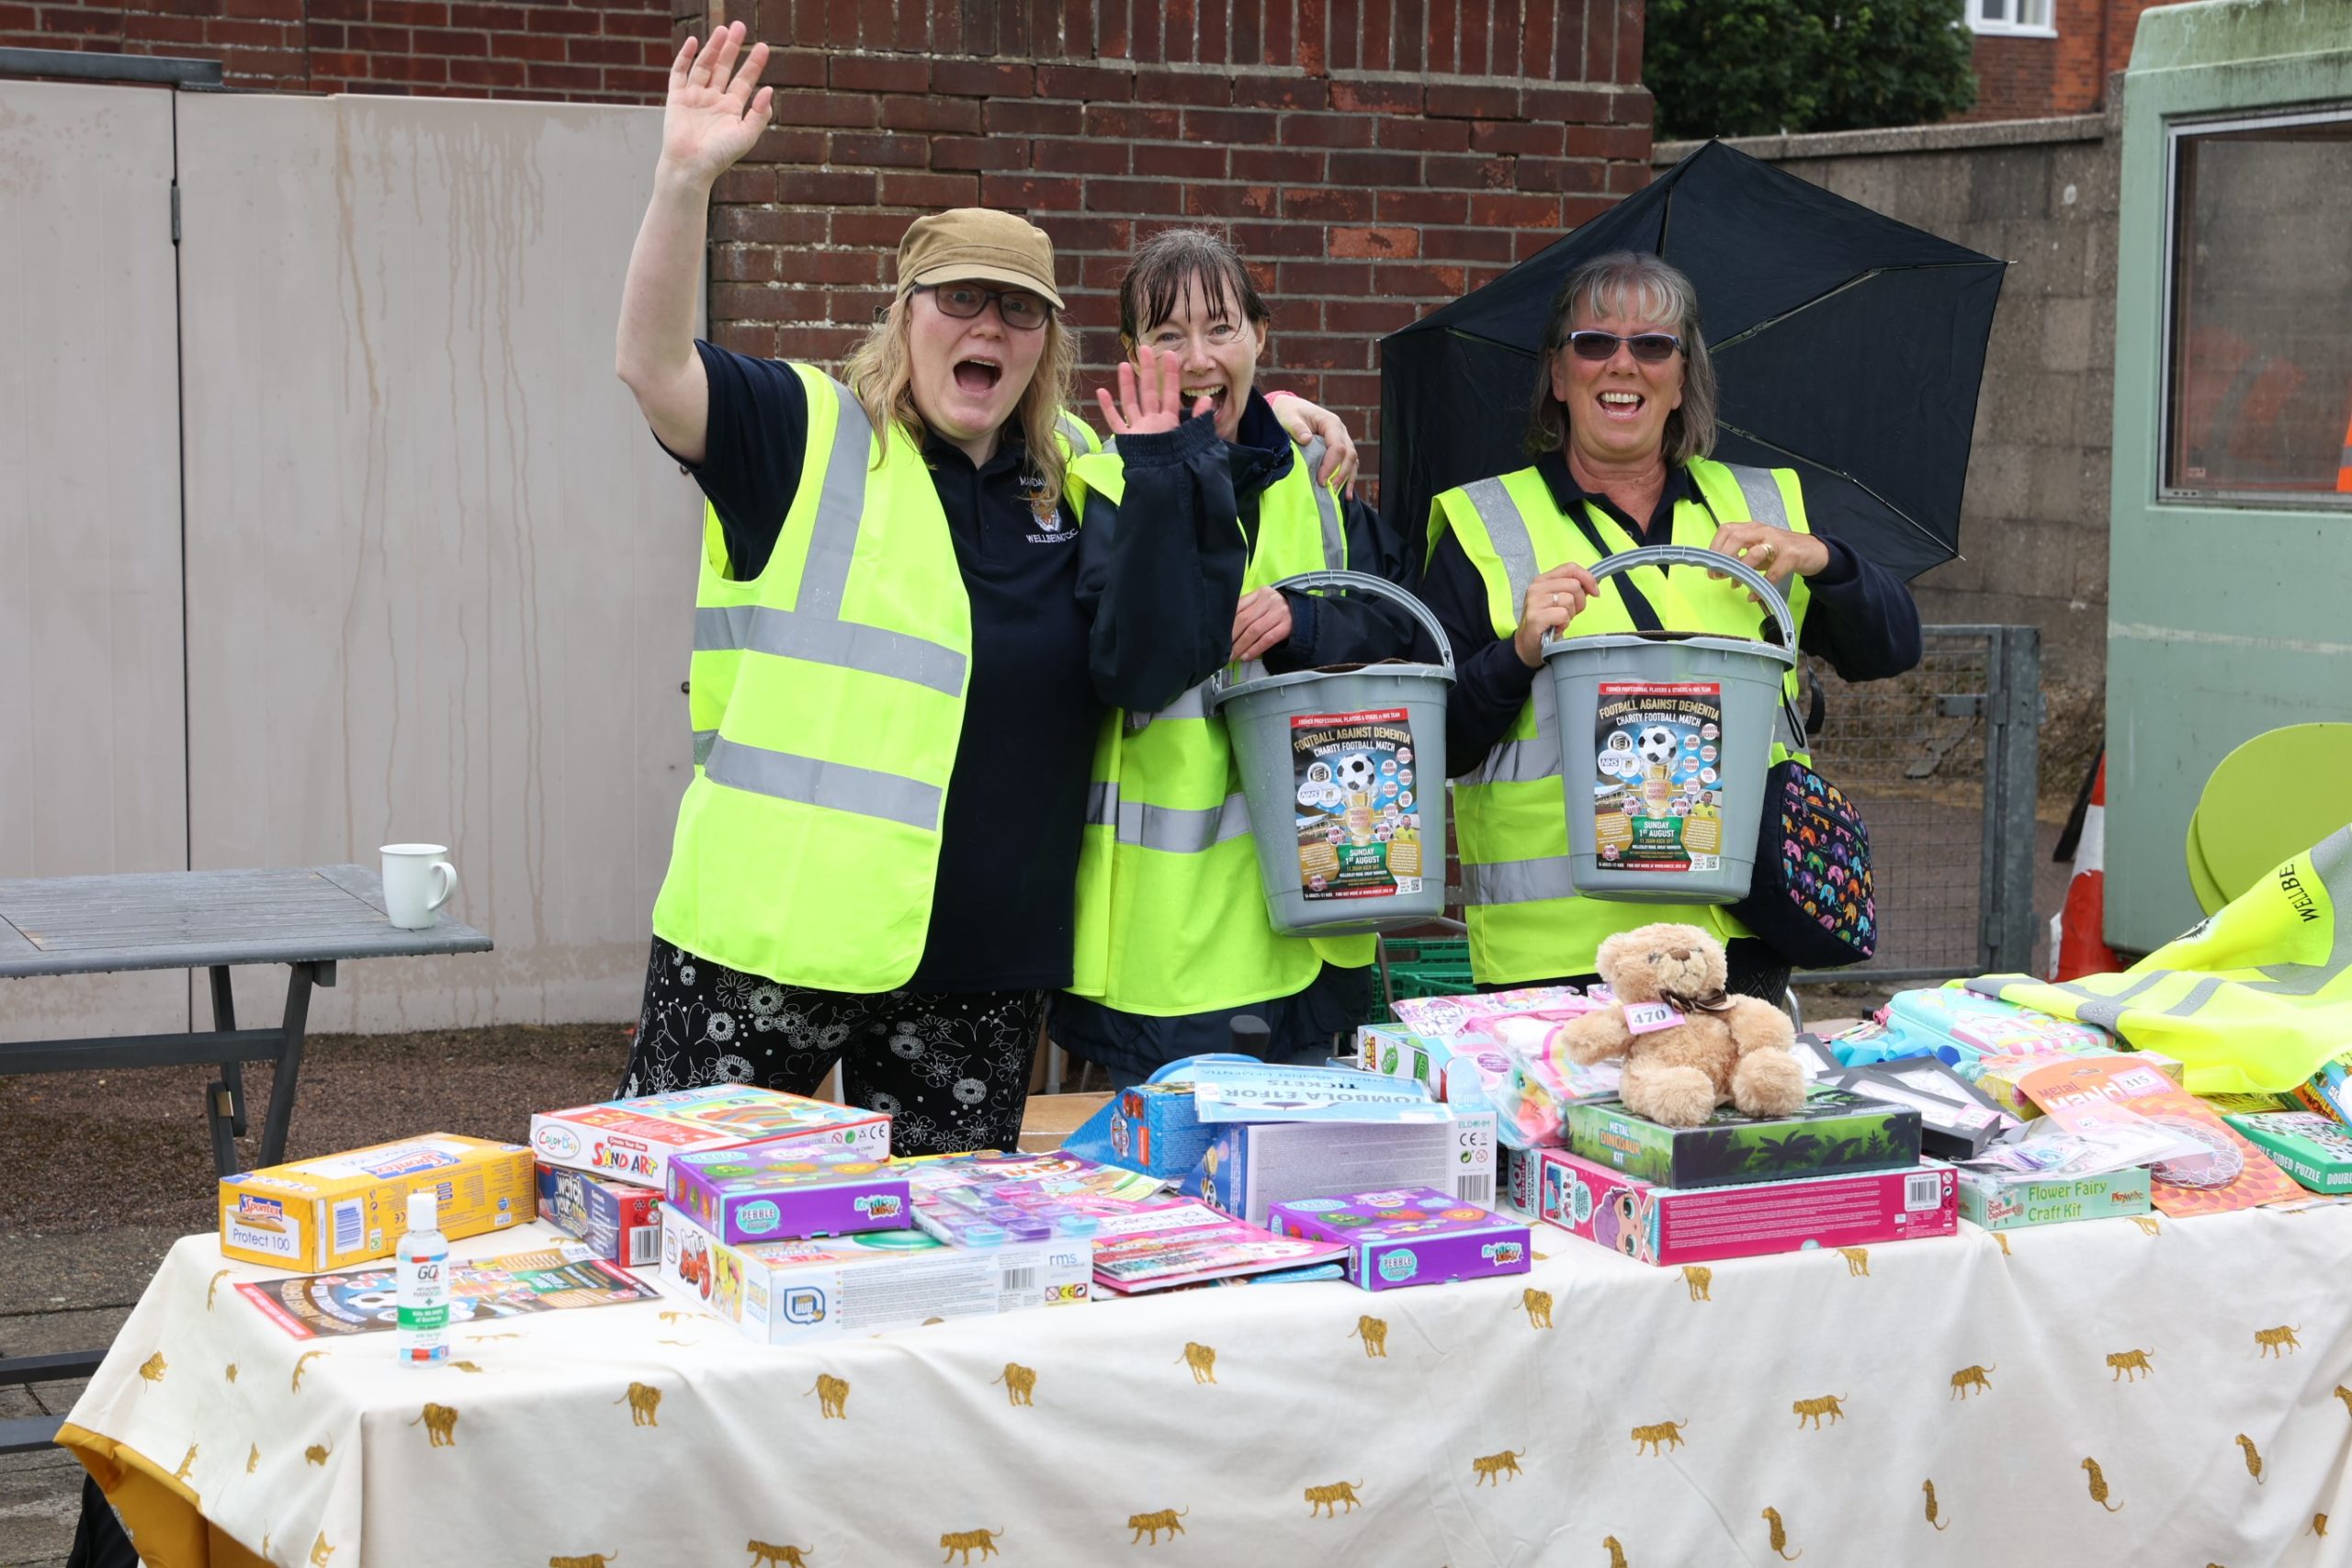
[1052,228,1428,1088]
[611,27,1348,1152]
[1423,250,1921,1002]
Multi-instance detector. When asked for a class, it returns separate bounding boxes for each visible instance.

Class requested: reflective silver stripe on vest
[692,728,718,768]
[1083,781,1251,852]
[1459,475,1539,616]
[694,604,966,696]
[1478,673,1563,785]
[1720,462,1789,532]
[1057,413,1092,453]
[1458,854,1578,907]
[1136,683,1213,726]
[795,378,879,617]
[703,736,941,829]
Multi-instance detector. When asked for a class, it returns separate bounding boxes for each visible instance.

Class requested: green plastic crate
[1378,935,1474,1015]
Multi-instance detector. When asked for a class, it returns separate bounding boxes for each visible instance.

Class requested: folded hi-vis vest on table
[1967,826,2352,1095]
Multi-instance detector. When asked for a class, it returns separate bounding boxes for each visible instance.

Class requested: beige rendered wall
[173,94,697,1032]
[1656,115,2120,798]
[0,78,192,1039]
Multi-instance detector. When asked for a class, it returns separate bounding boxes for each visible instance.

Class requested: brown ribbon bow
[1659,988,1736,1016]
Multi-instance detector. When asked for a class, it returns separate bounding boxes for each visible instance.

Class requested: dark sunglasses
[1566,329,1683,364]
[913,282,1052,331]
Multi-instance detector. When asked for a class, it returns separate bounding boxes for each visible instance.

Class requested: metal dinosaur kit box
[655,1203,1088,1346]
[1266,1187,1532,1292]
[219,1134,535,1270]
[1565,1089,1922,1191]
[665,1144,912,1245]
[529,1086,889,1189]
[1532,1147,1957,1267]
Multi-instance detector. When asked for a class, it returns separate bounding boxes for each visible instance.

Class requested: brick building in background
[1963,0,2181,119]
[4,1,1653,495]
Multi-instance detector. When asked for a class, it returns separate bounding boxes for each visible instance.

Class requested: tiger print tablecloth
[62,1204,2352,1567]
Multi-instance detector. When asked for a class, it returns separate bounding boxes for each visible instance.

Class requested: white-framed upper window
[1970,0,2055,36]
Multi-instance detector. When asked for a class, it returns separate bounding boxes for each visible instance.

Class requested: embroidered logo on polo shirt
[1023,476,1076,545]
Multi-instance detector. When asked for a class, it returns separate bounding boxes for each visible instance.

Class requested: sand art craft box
[530,1086,888,1188]
[666,1145,912,1245]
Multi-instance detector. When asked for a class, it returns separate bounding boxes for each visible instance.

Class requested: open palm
[661,22,774,184]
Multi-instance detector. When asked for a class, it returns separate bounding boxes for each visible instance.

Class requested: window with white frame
[1970,0,2054,36]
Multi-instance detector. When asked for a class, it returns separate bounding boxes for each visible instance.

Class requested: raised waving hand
[1098,347,1215,438]
[661,22,774,186]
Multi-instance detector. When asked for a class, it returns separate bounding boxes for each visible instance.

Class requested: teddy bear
[1555,921,1807,1128]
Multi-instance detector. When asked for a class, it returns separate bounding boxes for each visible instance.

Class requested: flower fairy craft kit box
[2221,1111,2352,1194]
[1534,1147,1957,1266]
[1565,1089,1921,1191]
[1954,1168,2154,1232]
[667,1145,911,1246]
[656,1204,1087,1345]
[2018,1055,2300,1217]
[537,1163,663,1268]
[530,1086,888,1189]
[220,1134,534,1270]
[1267,1188,1532,1292]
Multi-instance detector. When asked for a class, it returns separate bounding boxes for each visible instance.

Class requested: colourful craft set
[1532,1148,1958,1266]
[529,1087,889,1187]
[665,1145,912,1245]
[219,1134,534,1270]
[1265,1188,1532,1291]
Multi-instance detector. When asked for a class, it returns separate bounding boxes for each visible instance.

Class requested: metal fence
[1793,626,2042,986]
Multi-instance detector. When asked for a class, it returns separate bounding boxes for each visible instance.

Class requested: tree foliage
[1645,0,1979,141]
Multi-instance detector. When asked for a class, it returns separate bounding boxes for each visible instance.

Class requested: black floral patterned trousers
[617,936,1044,1156]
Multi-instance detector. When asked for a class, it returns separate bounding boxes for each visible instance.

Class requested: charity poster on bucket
[1593,681,1727,873]
[1291,708,1423,900]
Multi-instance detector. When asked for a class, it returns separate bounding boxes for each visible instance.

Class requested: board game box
[220,1134,534,1270]
[2222,1111,2352,1195]
[656,1204,1087,1345]
[237,1240,656,1337]
[1266,1188,1531,1291]
[530,1087,888,1189]
[537,1162,663,1268]
[1532,1148,1957,1266]
[1565,1089,1921,1191]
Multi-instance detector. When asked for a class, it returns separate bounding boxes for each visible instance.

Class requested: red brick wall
[6,1,1655,496]
[0,0,682,101]
[1964,0,2187,119]
[713,1,1653,501]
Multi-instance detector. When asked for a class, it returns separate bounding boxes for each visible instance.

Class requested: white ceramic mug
[381,843,458,930]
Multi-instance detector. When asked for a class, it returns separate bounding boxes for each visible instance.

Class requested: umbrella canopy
[1380,140,2005,581]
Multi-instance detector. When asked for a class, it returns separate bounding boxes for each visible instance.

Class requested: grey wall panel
[176,94,698,1032]
[0,79,191,1040]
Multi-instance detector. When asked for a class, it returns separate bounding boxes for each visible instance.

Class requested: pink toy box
[537,1162,664,1268]
[1267,1187,1531,1291]
[529,1087,888,1189]
[666,1145,911,1246]
[1532,1148,1957,1267]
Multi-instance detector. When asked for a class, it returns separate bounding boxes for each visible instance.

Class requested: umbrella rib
[1716,423,1957,559]
[1707,260,2005,355]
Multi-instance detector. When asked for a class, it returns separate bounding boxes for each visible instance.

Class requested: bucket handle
[1576,544,1797,652]
[1209,570,1456,701]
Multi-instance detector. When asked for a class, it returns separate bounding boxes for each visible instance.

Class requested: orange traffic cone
[2337,406,2352,492]
[2048,755,2120,981]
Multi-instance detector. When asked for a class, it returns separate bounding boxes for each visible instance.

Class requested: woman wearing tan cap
[611,25,1353,1153]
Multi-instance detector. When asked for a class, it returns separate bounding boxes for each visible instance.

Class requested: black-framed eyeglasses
[913,282,1053,331]
[1566,329,1683,363]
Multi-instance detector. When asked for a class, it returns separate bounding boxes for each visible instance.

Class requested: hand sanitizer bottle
[395,1190,450,1367]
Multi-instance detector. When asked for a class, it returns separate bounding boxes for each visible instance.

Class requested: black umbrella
[1380,140,2005,581]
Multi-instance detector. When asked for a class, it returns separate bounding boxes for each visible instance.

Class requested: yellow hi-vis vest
[1430,457,1815,986]
[1966,826,2352,1095]
[1063,446,1375,1015]
[657,363,1095,992]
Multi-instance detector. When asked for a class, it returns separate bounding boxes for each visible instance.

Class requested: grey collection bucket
[1205,570,1456,937]
[1544,545,1796,905]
